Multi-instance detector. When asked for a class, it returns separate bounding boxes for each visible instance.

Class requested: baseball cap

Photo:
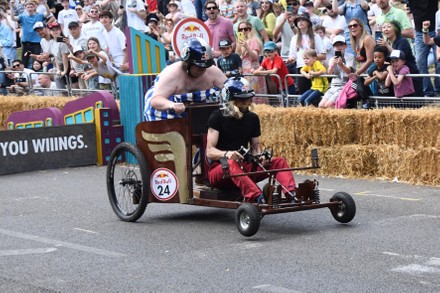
[68,21,80,29]
[304,1,314,6]
[147,15,160,24]
[85,52,97,59]
[73,46,84,54]
[332,35,346,45]
[263,41,277,52]
[219,39,232,48]
[33,21,45,31]
[387,50,406,61]
[47,21,60,30]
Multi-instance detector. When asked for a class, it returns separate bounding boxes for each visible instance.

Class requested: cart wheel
[107,142,148,222]
[330,192,356,223]
[235,204,261,237]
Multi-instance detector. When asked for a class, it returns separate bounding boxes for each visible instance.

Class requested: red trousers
[208,157,296,201]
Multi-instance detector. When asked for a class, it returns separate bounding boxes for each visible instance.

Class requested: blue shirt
[18,13,44,42]
[0,22,14,47]
[144,76,220,121]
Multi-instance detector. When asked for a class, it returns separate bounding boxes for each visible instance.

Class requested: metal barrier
[242,73,284,107]
[283,73,440,109]
[29,72,69,96]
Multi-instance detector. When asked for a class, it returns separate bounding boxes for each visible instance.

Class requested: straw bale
[0,95,74,129]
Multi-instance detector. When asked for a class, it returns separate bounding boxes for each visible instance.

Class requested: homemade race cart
[106,104,356,237]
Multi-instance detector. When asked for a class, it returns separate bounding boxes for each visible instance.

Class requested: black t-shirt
[207,109,261,151]
[216,53,242,74]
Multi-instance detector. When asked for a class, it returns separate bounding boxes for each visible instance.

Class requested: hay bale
[0,95,75,129]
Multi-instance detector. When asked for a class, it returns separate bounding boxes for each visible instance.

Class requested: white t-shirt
[322,14,347,37]
[82,20,107,50]
[103,27,126,67]
[125,0,147,33]
[40,37,55,54]
[275,15,294,57]
[288,33,325,68]
[58,9,79,37]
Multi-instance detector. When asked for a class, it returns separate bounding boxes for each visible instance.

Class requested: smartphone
[335,51,342,58]
[375,30,383,41]
[237,31,245,42]
[286,5,294,13]
[56,37,65,42]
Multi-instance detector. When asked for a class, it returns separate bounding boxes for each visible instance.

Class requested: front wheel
[235,204,261,237]
[107,142,149,222]
[330,192,356,223]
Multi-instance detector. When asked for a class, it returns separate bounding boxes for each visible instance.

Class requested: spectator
[273,2,296,58]
[58,0,79,37]
[347,18,375,108]
[48,21,69,91]
[385,49,415,98]
[158,0,170,16]
[100,11,129,72]
[408,0,440,97]
[319,35,355,108]
[235,21,266,96]
[259,0,276,40]
[332,0,370,55]
[303,1,321,27]
[287,13,325,94]
[377,19,423,96]
[82,5,107,50]
[84,50,119,90]
[298,49,328,106]
[9,0,54,68]
[244,0,262,17]
[375,0,414,39]
[219,0,234,19]
[217,39,242,77]
[0,11,16,65]
[146,14,161,41]
[6,59,36,95]
[194,0,207,21]
[161,18,174,52]
[315,25,333,68]
[233,0,269,45]
[367,0,382,37]
[0,51,8,95]
[32,60,44,72]
[364,45,393,96]
[31,21,54,66]
[204,0,235,59]
[253,41,296,97]
[166,0,184,24]
[99,0,120,19]
[423,20,440,48]
[35,73,57,96]
[124,0,148,33]
[321,4,346,39]
[68,45,88,89]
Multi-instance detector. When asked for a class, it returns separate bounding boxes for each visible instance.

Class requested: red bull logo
[156,173,169,178]
[183,25,201,32]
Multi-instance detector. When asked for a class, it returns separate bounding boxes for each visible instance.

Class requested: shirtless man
[144,37,228,121]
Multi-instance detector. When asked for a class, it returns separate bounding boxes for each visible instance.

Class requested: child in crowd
[219,0,234,19]
[314,25,333,69]
[68,46,89,89]
[216,39,242,77]
[385,50,415,98]
[253,41,295,96]
[364,45,393,97]
[299,49,328,106]
[319,36,355,108]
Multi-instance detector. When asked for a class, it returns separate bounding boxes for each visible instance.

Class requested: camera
[375,30,383,41]
[15,77,26,83]
[56,37,65,42]
[335,51,342,58]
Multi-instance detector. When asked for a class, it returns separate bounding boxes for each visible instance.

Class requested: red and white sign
[171,18,213,58]
[150,168,178,201]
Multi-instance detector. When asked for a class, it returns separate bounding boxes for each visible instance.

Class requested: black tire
[330,192,356,223]
[107,142,149,222]
[235,204,261,237]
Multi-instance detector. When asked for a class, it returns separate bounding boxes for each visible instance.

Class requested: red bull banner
[172,18,213,58]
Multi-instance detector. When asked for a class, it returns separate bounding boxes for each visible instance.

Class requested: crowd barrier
[0,70,118,99]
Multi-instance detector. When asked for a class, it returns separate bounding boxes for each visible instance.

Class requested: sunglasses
[348,23,359,29]
[12,64,20,68]
[264,50,275,54]
[206,6,217,10]
[238,27,250,32]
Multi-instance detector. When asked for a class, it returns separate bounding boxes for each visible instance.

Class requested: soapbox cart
[106,104,356,237]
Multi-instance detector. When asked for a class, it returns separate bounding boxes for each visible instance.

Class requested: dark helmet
[221,76,255,102]
[180,37,214,68]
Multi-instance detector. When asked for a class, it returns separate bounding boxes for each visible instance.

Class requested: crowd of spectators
[0,0,439,106]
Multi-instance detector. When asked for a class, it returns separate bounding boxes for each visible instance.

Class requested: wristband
[422,28,429,34]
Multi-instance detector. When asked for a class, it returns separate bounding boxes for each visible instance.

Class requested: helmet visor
[233,91,255,99]
[193,59,215,68]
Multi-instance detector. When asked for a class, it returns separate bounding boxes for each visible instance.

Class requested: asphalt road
[0,166,439,292]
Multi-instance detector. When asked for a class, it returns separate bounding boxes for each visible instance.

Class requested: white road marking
[0,247,57,256]
[354,191,422,201]
[0,228,125,258]
[253,284,301,293]
[391,264,440,274]
[74,228,98,234]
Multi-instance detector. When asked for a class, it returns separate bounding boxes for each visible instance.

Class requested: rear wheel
[107,142,148,222]
[330,192,356,223]
[235,204,261,237]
